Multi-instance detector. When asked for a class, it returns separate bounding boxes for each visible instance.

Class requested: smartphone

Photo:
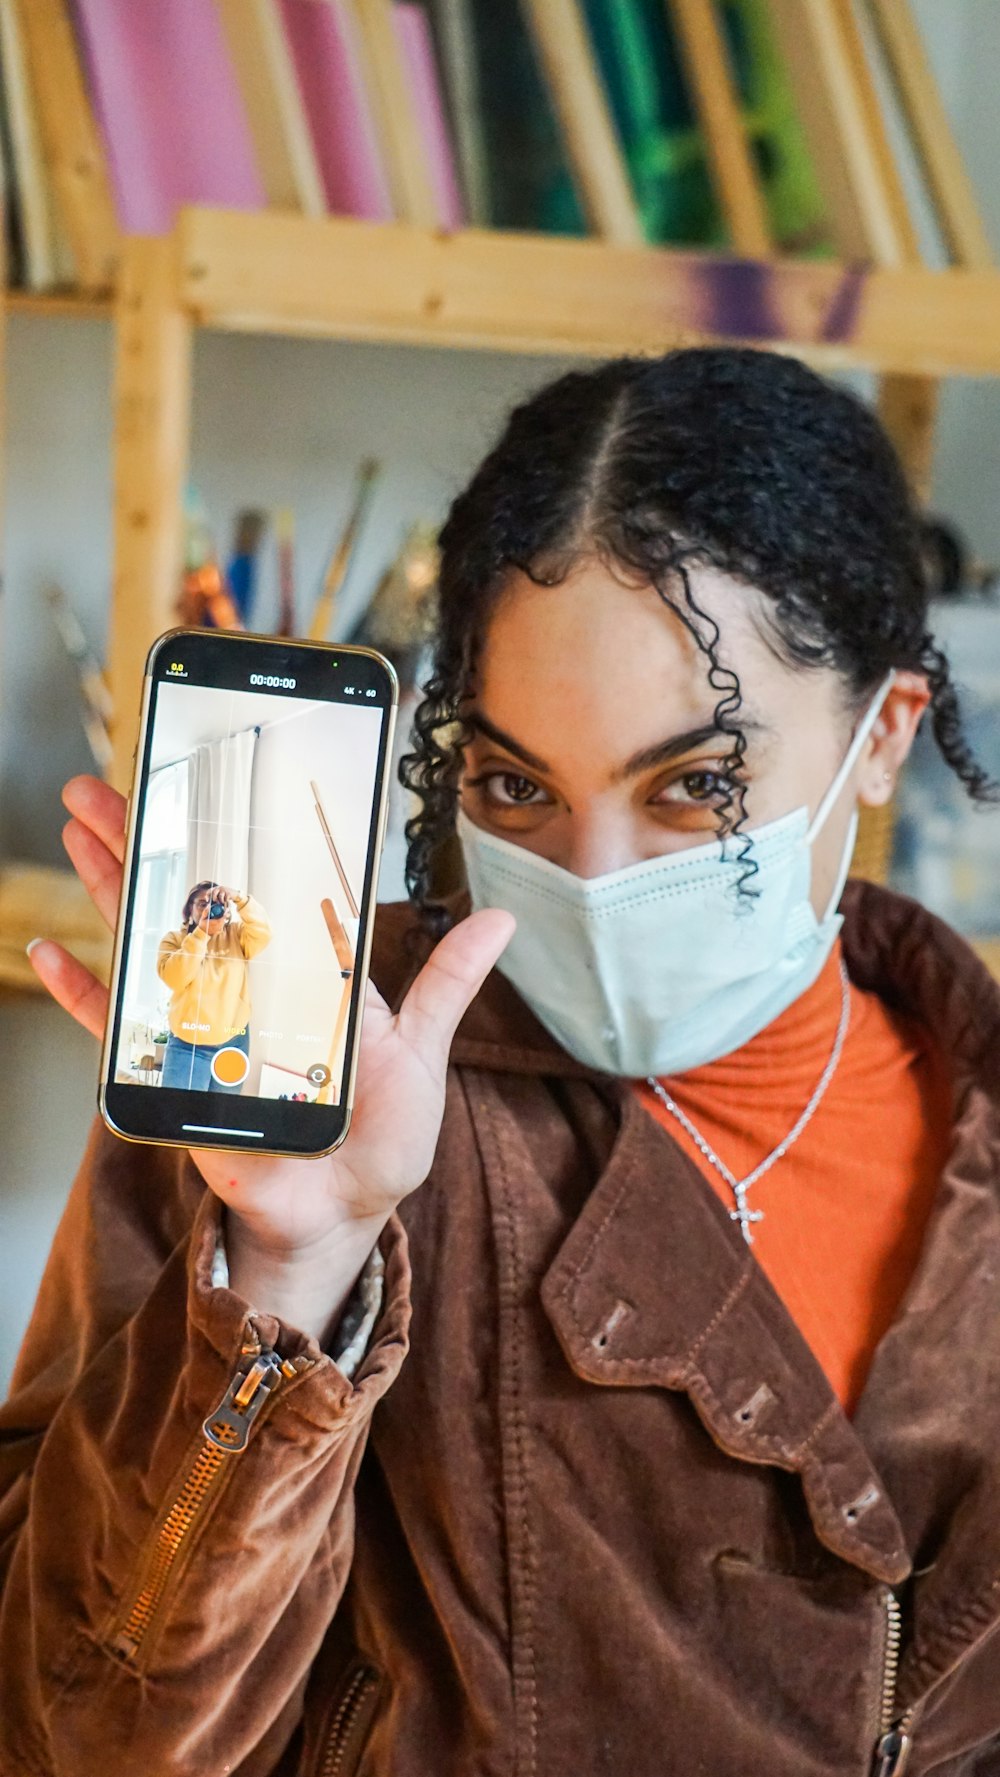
[99,627,398,1158]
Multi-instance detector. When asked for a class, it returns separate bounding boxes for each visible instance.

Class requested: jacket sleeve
[0,1114,410,1777]
[157,925,208,989]
[234,892,272,958]
[209,1223,385,1378]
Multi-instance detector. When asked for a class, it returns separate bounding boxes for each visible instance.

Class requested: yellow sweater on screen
[157,893,272,1046]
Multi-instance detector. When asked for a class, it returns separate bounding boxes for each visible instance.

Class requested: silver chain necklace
[646,959,852,1246]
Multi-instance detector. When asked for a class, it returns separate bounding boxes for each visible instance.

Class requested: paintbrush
[275,507,296,636]
[307,458,381,643]
[44,585,114,768]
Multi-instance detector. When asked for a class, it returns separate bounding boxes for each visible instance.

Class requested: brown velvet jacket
[3,882,1000,1777]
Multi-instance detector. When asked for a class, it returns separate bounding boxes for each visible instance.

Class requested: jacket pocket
[312,1653,384,1777]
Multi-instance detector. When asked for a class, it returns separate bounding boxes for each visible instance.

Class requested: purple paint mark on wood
[697,259,780,342]
[820,264,868,344]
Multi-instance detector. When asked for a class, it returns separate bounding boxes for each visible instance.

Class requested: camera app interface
[114,662,385,1111]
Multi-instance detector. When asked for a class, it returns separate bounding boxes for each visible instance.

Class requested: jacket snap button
[842,1484,880,1523]
[591,1298,633,1350]
[734,1382,774,1426]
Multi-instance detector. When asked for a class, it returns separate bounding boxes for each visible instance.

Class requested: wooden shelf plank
[867,0,994,271]
[519,0,642,244]
[349,0,439,226]
[176,208,1000,376]
[12,0,120,291]
[7,211,1000,380]
[6,287,112,319]
[669,0,771,258]
[0,861,111,991]
[108,235,193,792]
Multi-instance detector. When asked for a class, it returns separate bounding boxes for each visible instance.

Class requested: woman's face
[459,557,926,919]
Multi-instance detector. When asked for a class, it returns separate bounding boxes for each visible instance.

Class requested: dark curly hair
[400,346,993,933]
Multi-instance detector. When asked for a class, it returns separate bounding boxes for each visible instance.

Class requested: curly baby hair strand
[399,346,995,930]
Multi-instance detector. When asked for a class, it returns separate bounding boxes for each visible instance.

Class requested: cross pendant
[729,1195,764,1246]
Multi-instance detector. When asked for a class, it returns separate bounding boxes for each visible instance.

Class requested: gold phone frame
[98,626,399,1158]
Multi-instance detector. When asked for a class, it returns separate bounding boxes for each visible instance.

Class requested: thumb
[397,908,515,1065]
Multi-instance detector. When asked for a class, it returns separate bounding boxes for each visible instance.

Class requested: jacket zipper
[319,1661,382,1777]
[110,1338,302,1662]
[870,1588,916,1776]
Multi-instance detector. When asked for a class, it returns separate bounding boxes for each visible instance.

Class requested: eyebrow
[467,710,770,781]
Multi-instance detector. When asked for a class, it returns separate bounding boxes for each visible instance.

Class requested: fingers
[397,908,515,1064]
[26,939,109,1040]
[61,775,127,863]
[61,816,125,932]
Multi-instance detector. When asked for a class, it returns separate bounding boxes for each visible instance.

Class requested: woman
[157,878,272,1092]
[6,348,1000,1777]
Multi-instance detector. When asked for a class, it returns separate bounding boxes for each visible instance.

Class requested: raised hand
[29,775,513,1342]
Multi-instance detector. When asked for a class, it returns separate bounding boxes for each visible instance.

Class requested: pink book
[392,2,464,229]
[73,0,266,234]
[278,0,393,221]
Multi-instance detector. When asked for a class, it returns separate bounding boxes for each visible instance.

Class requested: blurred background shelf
[4,0,1000,969]
[0,861,111,991]
[6,290,112,319]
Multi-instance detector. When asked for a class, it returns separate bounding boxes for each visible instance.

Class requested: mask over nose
[457,674,895,1078]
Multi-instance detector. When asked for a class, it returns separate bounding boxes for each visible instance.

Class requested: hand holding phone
[101,629,406,1157]
[31,774,514,1342]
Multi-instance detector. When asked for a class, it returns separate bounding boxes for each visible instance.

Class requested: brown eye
[495,772,542,804]
[683,770,729,803]
[463,767,552,812]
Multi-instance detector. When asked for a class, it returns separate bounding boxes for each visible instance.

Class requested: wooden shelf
[11,211,1000,382]
[10,212,1000,377]
[176,210,1000,375]
[6,287,112,320]
[0,861,111,993]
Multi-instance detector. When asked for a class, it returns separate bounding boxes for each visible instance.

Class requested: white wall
[3,0,1000,1390]
[246,697,383,1092]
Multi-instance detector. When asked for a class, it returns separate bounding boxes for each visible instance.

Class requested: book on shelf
[216,0,326,215]
[0,0,76,288]
[0,0,854,296]
[393,1,464,228]
[278,0,394,220]
[72,0,267,234]
[425,0,489,224]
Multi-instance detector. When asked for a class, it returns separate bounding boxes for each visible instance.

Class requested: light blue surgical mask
[457,675,894,1077]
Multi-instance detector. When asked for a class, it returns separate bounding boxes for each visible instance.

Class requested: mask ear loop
[805,669,897,848]
[806,669,897,925]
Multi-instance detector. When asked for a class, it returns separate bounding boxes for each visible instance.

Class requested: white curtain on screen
[186,725,259,893]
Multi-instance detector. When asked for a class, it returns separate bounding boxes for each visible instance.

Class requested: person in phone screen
[156,880,272,1091]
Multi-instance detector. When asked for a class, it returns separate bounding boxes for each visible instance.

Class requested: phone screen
[100,630,397,1157]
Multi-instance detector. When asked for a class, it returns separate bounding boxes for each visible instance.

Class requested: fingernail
[26,938,44,956]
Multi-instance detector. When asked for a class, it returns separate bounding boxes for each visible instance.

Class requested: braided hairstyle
[400,346,993,932]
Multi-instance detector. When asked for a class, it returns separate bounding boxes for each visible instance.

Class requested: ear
[856,671,930,807]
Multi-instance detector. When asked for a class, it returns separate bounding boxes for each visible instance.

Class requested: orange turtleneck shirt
[635,941,953,1417]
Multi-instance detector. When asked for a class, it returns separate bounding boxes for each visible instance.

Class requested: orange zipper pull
[203,1349,293,1452]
